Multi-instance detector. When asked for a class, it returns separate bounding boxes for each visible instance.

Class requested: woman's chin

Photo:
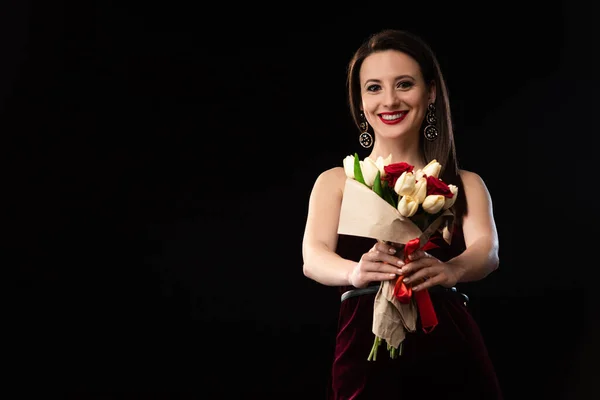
[376,130,419,141]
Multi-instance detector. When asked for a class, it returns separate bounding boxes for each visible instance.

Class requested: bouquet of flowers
[338,153,459,360]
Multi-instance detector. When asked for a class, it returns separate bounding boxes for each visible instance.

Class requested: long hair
[346,29,467,222]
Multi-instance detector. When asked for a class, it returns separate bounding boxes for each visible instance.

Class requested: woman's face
[359,50,435,141]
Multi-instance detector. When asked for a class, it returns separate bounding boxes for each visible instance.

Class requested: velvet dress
[327,227,503,400]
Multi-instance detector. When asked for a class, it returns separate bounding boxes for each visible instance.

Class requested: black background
[6,1,598,398]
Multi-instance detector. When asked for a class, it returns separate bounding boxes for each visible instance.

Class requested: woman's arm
[302,167,357,286]
[303,167,427,288]
[446,169,500,282]
[398,169,500,291]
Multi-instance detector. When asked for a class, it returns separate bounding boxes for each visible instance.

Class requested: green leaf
[353,153,366,185]
[372,170,383,197]
[382,182,397,208]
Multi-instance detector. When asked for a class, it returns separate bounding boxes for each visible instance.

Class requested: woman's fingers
[361,257,402,275]
[403,265,436,285]
[355,242,410,285]
[352,266,397,288]
[374,241,398,255]
[400,252,434,275]
[364,271,398,282]
[408,250,429,261]
[370,271,400,281]
[410,270,444,291]
[366,248,405,269]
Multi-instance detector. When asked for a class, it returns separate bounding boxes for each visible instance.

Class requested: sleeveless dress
[327,227,503,400]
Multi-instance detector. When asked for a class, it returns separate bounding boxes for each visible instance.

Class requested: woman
[302,29,503,399]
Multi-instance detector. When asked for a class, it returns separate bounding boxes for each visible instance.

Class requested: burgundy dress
[328,228,503,400]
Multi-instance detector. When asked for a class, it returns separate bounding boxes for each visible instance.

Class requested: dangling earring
[358,112,373,148]
[423,103,439,141]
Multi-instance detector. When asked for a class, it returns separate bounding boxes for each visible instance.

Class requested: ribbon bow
[392,237,439,333]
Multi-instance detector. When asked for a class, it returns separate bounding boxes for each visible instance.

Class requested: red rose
[383,162,414,187]
[426,175,453,197]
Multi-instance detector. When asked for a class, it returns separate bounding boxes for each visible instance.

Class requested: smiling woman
[360,52,432,149]
[302,29,503,399]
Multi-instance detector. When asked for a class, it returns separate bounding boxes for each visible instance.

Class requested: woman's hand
[398,250,459,291]
[348,242,405,288]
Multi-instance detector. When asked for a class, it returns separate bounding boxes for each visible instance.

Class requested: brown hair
[346,29,467,222]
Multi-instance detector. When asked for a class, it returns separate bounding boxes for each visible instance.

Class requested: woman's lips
[378,111,408,125]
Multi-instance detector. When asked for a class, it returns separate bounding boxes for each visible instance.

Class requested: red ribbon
[393,237,439,333]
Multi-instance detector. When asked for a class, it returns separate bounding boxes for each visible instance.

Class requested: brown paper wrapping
[372,282,417,349]
[338,178,455,350]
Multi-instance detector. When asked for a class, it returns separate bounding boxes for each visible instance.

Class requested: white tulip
[393,171,416,196]
[374,154,393,177]
[410,177,427,204]
[398,195,419,217]
[414,169,425,180]
[443,184,459,209]
[422,194,446,214]
[422,159,442,178]
[360,157,380,187]
[343,155,355,179]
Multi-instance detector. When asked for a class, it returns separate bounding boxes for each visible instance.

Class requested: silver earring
[359,113,373,148]
[423,103,439,141]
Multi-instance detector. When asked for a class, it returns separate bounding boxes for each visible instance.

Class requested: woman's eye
[366,84,381,92]
[398,81,414,89]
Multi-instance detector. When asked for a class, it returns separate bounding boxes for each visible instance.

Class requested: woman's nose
[383,90,401,107]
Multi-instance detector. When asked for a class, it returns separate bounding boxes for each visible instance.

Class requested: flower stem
[390,341,404,359]
[367,336,380,361]
[368,337,406,361]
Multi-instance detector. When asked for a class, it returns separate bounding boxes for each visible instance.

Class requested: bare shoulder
[313,166,347,194]
[459,169,487,189]
[459,169,483,185]
[319,166,346,180]
[458,168,493,202]
[457,169,498,246]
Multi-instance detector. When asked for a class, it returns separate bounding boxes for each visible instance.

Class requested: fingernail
[389,273,397,277]
[397,260,404,266]
[403,277,409,283]
[389,248,396,254]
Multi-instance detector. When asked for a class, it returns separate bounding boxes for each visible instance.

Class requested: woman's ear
[428,80,437,104]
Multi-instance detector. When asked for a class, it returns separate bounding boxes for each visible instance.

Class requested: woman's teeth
[381,112,406,120]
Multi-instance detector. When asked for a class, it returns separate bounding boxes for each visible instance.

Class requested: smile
[378,111,408,125]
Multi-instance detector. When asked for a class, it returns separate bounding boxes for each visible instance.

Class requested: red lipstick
[378,111,408,125]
